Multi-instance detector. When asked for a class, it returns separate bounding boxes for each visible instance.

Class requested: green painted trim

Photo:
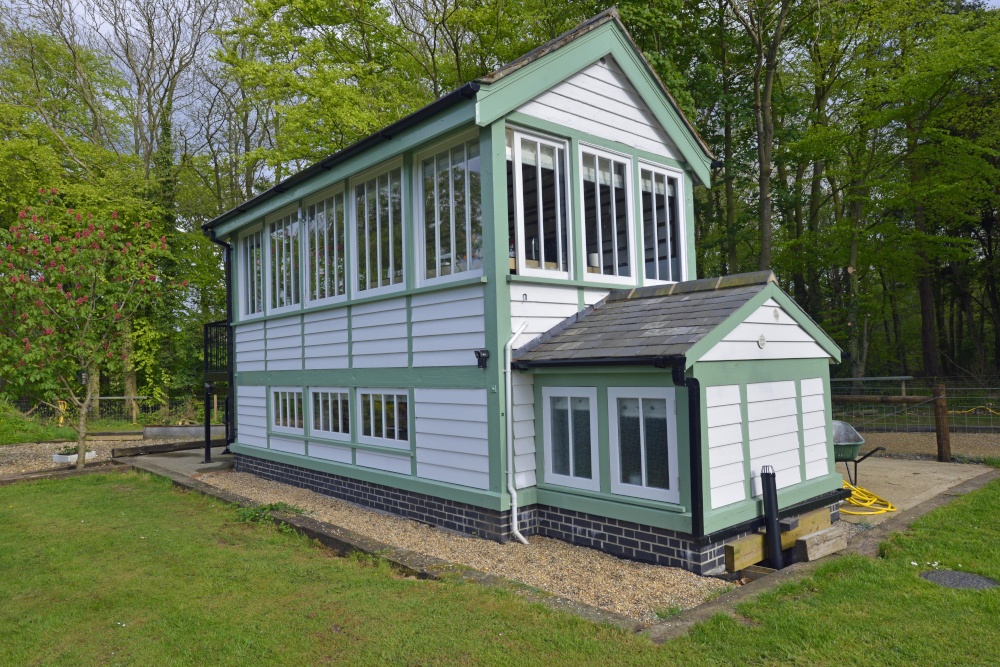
[577,287,585,309]
[738,383,752,502]
[506,274,628,292]
[701,474,843,534]
[476,24,711,185]
[823,374,836,474]
[568,136,584,281]
[596,385,611,493]
[535,487,691,533]
[795,379,807,482]
[230,443,504,509]
[346,306,353,370]
[523,365,663,377]
[694,358,831,386]
[238,368,488,389]
[405,294,414,368]
[684,172,697,280]
[402,152,416,291]
[505,111,687,171]
[631,154,644,288]
[215,108,478,238]
[264,386,273,449]
[301,378,310,457]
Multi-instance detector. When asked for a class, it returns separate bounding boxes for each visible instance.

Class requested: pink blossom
[111,211,118,219]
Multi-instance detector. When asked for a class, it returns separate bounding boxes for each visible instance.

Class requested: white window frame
[271,386,305,435]
[308,387,351,439]
[237,224,265,320]
[638,161,687,284]
[541,386,600,492]
[303,185,349,305]
[356,387,410,450]
[579,144,636,286]
[414,129,484,287]
[265,204,303,315]
[350,158,406,297]
[608,387,679,504]
[508,127,572,279]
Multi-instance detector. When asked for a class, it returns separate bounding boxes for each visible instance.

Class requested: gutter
[208,230,236,448]
[202,82,480,232]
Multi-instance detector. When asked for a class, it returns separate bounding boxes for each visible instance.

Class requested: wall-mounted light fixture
[474,349,490,369]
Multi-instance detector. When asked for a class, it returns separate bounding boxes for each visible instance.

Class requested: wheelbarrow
[832,420,884,486]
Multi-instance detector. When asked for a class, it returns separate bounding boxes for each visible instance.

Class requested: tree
[0,193,174,467]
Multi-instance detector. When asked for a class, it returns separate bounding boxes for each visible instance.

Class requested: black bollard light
[761,465,783,569]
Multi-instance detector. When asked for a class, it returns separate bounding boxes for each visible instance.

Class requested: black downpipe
[671,358,704,539]
[209,231,236,452]
[761,465,784,569]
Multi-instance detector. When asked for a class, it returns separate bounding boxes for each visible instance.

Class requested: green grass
[1,472,999,666]
[0,401,74,445]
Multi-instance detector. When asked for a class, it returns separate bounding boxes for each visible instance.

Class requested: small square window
[541,387,599,491]
[271,388,304,433]
[608,387,679,503]
[357,389,409,449]
[310,388,350,438]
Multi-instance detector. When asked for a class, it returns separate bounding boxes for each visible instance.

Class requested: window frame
[507,127,573,279]
[607,386,679,504]
[237,224,266,321]
[578,143,636,286]
[264,204,303,315]
[308,386,351,441]
[356,387,410,450]
[638,160,687,285]
[302,185,349,306]
[350,158,406,297]
[414,129,484,287]
[541,386,600,492]
[270,386,305,435]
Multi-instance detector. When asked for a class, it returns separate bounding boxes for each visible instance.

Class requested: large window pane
[242,230,263,315]
[509,133,568,275]
[550,396,570,476]
[643,398,670,489]
[618,398,642,485]
[306,192,345,302]
[269,213,300,309]
[571,397,592,479]
[355,167,404,291]
[423,139,482,280]
[583,151,631,278]
[641,168,681,282]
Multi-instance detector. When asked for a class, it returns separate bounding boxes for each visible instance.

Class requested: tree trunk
[87,368,100,421]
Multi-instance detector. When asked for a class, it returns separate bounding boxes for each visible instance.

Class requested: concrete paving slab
[128,446,233,478]
[837,457,991,524]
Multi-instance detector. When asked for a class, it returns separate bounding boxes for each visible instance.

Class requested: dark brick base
[235,453,839,575]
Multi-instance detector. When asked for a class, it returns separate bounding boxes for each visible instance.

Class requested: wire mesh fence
[11,396,225,428]
[831,379,1000,433]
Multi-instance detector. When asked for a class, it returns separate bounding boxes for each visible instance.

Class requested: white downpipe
[505,321,530,545]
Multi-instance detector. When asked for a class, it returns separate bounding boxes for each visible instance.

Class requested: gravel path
[860,431,1000,460]
[0,437,189,477]
[197,470,731,622]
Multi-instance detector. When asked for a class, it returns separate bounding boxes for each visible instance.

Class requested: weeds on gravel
[235,502,305,526]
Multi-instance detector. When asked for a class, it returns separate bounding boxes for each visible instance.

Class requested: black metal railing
[204,320,230,376]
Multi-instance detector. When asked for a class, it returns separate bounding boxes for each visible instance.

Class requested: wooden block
[724,508,832,572]
[794,526,847,562]
[779,517,799,532]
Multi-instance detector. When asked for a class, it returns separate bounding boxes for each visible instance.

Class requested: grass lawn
[0,402,75,445]
[1,472,998,666]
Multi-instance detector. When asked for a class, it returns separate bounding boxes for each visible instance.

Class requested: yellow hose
[841,480,897,515]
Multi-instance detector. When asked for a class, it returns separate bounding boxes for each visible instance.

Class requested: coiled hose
[841,480,897,515]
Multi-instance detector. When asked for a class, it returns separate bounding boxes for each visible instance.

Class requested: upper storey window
[354,164,403,293]
[420,137,483,282]
[268,210,301,311]
[640,165,683,282]
[507,129,570,277]
[581,148,633,282]
[239,227,264,317]
[304,189,346,302]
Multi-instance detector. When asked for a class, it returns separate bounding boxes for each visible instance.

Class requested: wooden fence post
[933,383,951,462]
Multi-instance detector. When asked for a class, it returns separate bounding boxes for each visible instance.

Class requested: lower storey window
[312,389,350,437]
[542,387,599,491]
[609,387,678,503]
[359,390,409,446]
[272,389,304,431]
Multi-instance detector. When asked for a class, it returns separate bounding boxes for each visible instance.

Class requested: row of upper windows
[237,126,686,318]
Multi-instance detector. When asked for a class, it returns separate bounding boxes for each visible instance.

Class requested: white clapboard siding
[705,384,747,509]
[511,283,580,345]
[352,297,408,368]
[356,450,411,475]
[308,442,352,464]
[236,384,268,448]
[583,287,610,306]
[699,299,829,362]
[414,388,491,489]
[234,322,266,372]
[511,372,536,489]
[747,380,802,495]
[303,308,349,370]
[800,377,829,480]
[270,436,305,456]
[517,56,681,160]
[411,285,486,367]
[265,315,302,371]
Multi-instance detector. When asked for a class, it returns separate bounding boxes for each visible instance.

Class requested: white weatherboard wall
[236,384,268,448]
[511,283,580,344]
[270,436,305,456]
[583,287,610,306]
[699,299,829,362]
[303,308,349,369]
[705,385,746,509]
[414,388,490,489]
[747,380,802,494]
[411,285,486,367]
[517,56,681,160]
[511,372,536,489]
[307,442,352,464]
[265,315,303,371]
[351,297,408,368]
[234,321,265,372]
[801,378,830,480]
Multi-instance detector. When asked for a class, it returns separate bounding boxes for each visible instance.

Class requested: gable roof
[513,272,841,369]
[204,9,711,233]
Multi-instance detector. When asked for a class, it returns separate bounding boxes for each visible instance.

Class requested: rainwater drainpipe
[670,357,704,539]
[504,322,530,545]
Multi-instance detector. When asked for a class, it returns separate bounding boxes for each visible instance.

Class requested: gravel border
[0,437,193,477]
